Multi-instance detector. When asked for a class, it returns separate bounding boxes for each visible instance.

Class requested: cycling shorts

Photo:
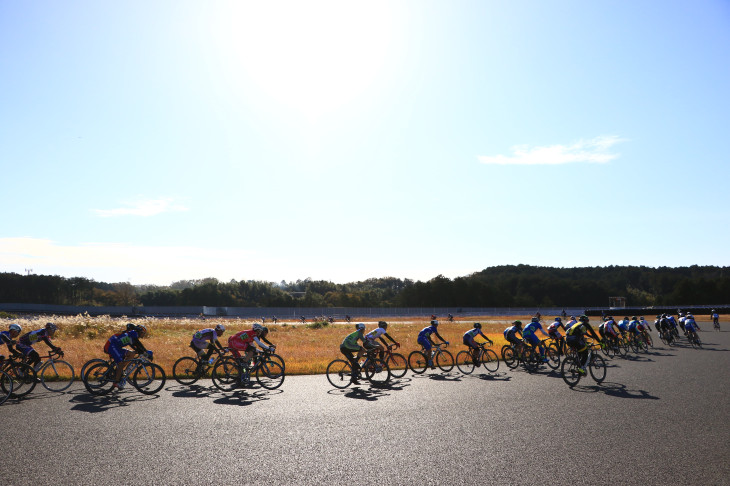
[548,331,562,340]
[566,335,587,352]
[463,335,477,347]
[418,337,432,351]
[14,342,34,356]
[363,339,380,350]
[107,345,132,363]
[523,333,540,346]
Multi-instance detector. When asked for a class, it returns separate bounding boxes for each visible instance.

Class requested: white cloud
[478,135,627,165]
[92,197,188,217]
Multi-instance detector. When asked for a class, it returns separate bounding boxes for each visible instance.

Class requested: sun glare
[210,1,396,120]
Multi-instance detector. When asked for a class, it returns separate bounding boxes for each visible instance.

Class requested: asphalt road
[3,328,729,486]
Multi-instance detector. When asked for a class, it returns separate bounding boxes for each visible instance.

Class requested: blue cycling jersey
[522,322,543,335]
[418,325,437,340]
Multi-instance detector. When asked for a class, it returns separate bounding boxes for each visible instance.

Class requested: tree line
[0,265,728,308]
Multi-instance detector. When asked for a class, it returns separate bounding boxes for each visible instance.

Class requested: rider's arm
[478,330,493,343]
[41,335,61,352]
[381,332,400,347]
[131,339,148,355]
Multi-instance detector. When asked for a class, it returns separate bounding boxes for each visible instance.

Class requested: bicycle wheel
[522,347,539,372]
[212,357,241,392]
[545,345,560,370]
[502,346,518,369]
[363,358,390,386]
[435,350,454,372]
[408,351,428,374]
[386,353,408,379]
[482,349,500,372]
[83,362,115,396]
[589,354,606,383]
[456,350,475,374]
[132,363,166,395]
[0,370,11,405]
[561,356,582,387]
[173,357,203,385]
[5,362,37,398]
[80,358,107,382]
[267,353,286,373]
[255,359,285,390]
[645,333,653,348]
[40,360,75,392]
[326,359,352,389]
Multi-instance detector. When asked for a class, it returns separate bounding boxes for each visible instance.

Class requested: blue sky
[2,1,729,286]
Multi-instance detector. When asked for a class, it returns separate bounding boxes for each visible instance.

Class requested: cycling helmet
[531,317,539,322]
[579,315,589,323]
[554,317,562,322]
[430,320,439,326]
[252,323,263,332]
[512,320,522,327]
[378,321,388,329]
[136,324,147,337]
[355,323,365,331]
[9,323,21,333]
[473,323,482,329]
[46,322,58,332]
[126,323,136,332]
[261,326,269,335]
[215,323,226,333]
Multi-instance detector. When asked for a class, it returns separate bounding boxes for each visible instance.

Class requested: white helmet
[215,324,226,333]
[252,323,263,332]
[355,323,365,331]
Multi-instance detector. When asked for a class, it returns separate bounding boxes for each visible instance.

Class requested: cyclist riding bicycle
[0,323,24,363]
[564,316,578,331]
[503,321,524,350]
[104,324,150,389]
[463,323,493,365]
[522,317,550,362]
[566,315,603,375]
[16,323,63,371]
[685,314,699,339]
[639,316,652,332]
[341,323,367,384]
[616,317,630,335]
[547,317,567,352]
[364,321,400,362]
[628,316,642,341]
[190,324,227,365]
[711,310,719,329]
[418,320,449,369]
[657,315,674,344]
[228,324,273,368]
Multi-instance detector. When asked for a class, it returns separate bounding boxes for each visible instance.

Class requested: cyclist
[657,314,674,345]
[258,326,277,353]
[628,316,642,344]
[463,323,494,365]
[522,317,550,362]
[503,321,524,352]
[228,323,273,368]
[616,317,630,335]
[565,315,603,375]
[341,323,367,384]
[639,316,652,332]
[685,314,699,341]
[418,320,449,369]
[547,317,567,354]
[190,324,226,365]
[711,309,719,330]
[564,316,578,331]
[16,323,63,371]
[364,321,400,362]
[666,314,679,334]
[104,324,150,389]
[0,323,24,363]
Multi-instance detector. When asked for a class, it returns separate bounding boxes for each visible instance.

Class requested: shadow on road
[570,381,659,400]
[169,384,214,398]
[475,371,511,382]
[212,388,282,406]
[68,390,159,412]
[339,386,391,401]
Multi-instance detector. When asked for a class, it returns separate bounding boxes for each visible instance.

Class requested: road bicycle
[561,342,606,387]
[627,332,648,354]
[408,343,454,374]
[212,349,285,392]
[325,350,390,389]
[456,342,499,374]
[173,347,229,386]
[687,330,702,348]
[83,354,166,396]
[0,368,12,405]
[382,344,408,379]
[501,341,528,370]
[0,355,37,398]
[34,349,76,392]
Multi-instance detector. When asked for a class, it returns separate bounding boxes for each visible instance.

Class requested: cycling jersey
[105,330,143,363]
[191,328,219,349]
[567,323,588,337]
[522,322,543,336]
[628,320,639,333]
[341,330,364,351]
[0,330,14,349]
[18,329,53,348]
[616,320,629,332]
[604,321,617,336]
[564,319,577,330]
[547,321,562,333]
[685,319,697,333]
[418,325,438,340]
[503,326,520,342]
[365,328,387,342]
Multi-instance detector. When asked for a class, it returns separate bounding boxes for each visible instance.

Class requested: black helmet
[555,316,562,322]
[473,323,481,329]
[430,320,439,326]
[378,321,388,329]
[579,315,589,323]
[512,320,522,327]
